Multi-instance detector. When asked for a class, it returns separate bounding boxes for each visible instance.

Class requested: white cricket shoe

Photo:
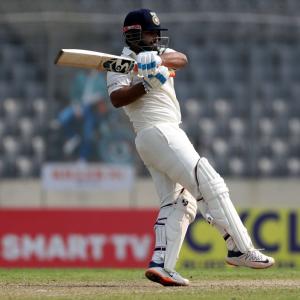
[226,249,275,269]
[145,267,189,286]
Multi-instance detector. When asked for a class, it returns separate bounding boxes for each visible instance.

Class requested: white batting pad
[197,200,239,251]
[196,157,253,253]
[165,191,197,271]
[153,190,197,272]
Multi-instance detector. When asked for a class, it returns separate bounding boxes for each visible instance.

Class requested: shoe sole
[145,269,188,287]
[226,259,275,269]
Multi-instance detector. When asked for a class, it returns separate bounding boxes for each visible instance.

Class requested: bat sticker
[102,59,135,73]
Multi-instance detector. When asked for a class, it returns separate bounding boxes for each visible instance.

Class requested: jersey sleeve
[160,47,176,55]
[106,71,132,95]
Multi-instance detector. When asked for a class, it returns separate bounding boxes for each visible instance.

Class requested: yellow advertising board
[178,209,300,268]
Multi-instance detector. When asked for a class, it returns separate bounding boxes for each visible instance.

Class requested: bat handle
[133,64,176,77]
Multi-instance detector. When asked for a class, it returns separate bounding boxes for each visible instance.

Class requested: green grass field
[0,267,299,300]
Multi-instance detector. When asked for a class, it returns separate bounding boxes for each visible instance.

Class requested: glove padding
[137,51,162,78]
[143,66,170,92]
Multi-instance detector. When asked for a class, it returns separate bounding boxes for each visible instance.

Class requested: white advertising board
[42,163,135,191]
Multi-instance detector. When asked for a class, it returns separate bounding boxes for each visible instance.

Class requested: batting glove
[142,66,170,92]
[136,51,162,78]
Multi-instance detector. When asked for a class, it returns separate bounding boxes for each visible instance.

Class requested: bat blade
[55,49,136,74]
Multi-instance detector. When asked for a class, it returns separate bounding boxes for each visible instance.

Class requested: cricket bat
[55,49,175,76]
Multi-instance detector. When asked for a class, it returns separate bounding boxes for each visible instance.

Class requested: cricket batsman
[107,8,275,287]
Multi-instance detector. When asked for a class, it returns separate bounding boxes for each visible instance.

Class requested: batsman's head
[123,9,169,53]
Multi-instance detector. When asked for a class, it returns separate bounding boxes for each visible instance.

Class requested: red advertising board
[0,209,157,268]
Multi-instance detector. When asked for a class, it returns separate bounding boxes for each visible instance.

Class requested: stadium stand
[0,0,299,177]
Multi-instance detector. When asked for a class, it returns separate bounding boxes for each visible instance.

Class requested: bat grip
[133,64,176,77]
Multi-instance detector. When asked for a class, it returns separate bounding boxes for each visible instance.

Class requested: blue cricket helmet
[123,9,169,52]
[123,8,168,33]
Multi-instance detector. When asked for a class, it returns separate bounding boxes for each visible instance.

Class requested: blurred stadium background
[0,0,299,269]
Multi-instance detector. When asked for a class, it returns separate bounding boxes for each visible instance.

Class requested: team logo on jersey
[150,12,160,25]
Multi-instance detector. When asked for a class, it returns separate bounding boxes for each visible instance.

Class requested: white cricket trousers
[135,123,200,206]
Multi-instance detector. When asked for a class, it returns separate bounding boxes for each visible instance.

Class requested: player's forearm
[160,52,188,70]
[110,83,146,108]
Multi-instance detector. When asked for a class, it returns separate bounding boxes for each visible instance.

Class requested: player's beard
[128,37,169,54]
[137,40,158,52]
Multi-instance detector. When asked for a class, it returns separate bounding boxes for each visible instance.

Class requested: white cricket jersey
[106,47,181,133]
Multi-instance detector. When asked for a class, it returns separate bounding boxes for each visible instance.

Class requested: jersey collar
[122,47,137,60]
